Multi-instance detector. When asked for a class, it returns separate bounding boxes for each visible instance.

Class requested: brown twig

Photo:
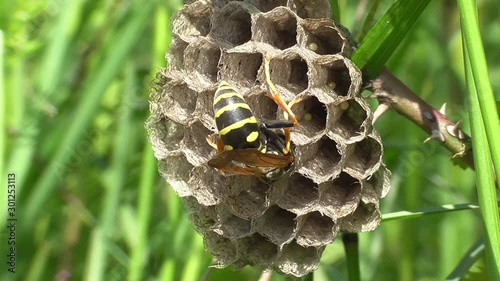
[370,68,474,168]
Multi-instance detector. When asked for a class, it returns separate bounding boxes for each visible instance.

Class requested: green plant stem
[371,69,474,168]
[382,202,483,222]
[342,233,360,281]
[463,51,500,280]
[458,0,500,183]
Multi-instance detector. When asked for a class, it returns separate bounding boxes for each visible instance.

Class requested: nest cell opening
[204,231,239,267]
[246,91,278,121]
[195,89,216,131]
[291,95,327,138]
[210,3,252,46]
[268,56,309,97]
[216,215,252,239]
[288,0,331,19]
[182,121,214,166]
[277,174,318,213]
[289,57,309,91]
[153,119,184,152]
[315,59,352,97]
[239,233,278,266]
[226,180,270,219]
[174,2,211,39]
[257,205,297,246]
[299,137,341,182]
[331,99,367,140]
[168,37,188,71]
[302,22,343,55]
[340,202,380,232]
[296,212,337,247]
[184,40,221,83]
[254,7,298,49]
[163,82,198,123]
[220,52,263,88]
[276,242,322,277]
[189,205,217,233]
[345,137,382,176]
[158,155,194,197]
[366,165,391,199]
[320,172,362,218]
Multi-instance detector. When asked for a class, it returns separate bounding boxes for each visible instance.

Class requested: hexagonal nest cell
[210,2,254,46]
[238,233,279,266]
[344,136,383,178]
[288,0,332,19]
[225,178,270,219]
[167,37,188,71]
[219,52,263,88]
[329,98,369,141]
[296,211,338,247]
[339,202,381,232]
[319,172,362,218]
[290,95,327,140]
[298,137,342,183]
[183,39,221,84]
[158,81,198,123]
[172,1,211,41]
[245,90,279,121]
[277,174,318,214]
[256,206,298,246]
[315,57,354,97]
[267,54,309,97]
[301,19,344,55]
[253,7,298,50]
[148,0,390,277]
[275,242,324,277]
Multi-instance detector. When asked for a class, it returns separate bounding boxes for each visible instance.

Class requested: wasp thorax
[148,0,391,277]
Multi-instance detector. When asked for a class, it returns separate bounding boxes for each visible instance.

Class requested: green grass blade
[356,0,382,43]
[37,0,85,97]
[446,238,485,281]
[463,50,500,280]
[24,1,156,226]
[461,3,500,275]
[6,0,84,197]
[127,3,172,278]
[382,202,483,222]
[329,0,340,23]
[0,30,5,221]
[352,0,432,77]
[458,0,500,184]
[85,62,138,281]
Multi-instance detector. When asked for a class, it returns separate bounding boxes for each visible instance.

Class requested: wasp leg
[260,125,290,156]
[282,98,303,153]
[206,133,225,153]
[264,55,299,126]
[262,120,295,129]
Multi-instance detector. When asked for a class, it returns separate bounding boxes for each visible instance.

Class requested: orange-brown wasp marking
[206,56,299,180]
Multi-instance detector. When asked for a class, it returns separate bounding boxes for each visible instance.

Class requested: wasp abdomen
[214,81,261,150]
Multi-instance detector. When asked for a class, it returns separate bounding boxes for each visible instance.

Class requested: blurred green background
[1,0,499,280]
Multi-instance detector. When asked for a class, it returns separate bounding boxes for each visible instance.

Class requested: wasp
[207,56,299,180]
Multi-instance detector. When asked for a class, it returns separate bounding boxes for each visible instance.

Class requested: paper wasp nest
[148,0,391,277]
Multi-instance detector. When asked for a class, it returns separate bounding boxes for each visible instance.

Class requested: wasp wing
[208,149,293,172]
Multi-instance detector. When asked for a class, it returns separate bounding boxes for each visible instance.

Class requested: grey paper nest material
[148,0,391,277]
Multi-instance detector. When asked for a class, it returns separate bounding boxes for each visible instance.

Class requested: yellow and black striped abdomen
[214,81,261,150]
